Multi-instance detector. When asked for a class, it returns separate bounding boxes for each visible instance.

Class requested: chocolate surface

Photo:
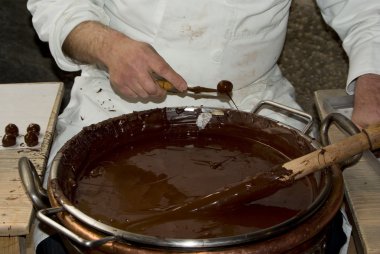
[64,108,319,239]
[2,134,16,147]
[24,132,39,147]
[217,80,233,94]
[27,123,40,135]
[5,123,19,136]
[73,133,314,238]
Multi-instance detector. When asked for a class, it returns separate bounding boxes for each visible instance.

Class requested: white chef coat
[28,0,313,158]
[27,0,380,92]
[27,0,380,252]
[26,0,380,132]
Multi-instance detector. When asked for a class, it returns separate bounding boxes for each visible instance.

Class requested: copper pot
[20,103,357,254]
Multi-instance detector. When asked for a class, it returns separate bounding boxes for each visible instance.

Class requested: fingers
[150,56,187,92]
[106,39,185,99]
[65,23,185,100]
[110,73,166,99]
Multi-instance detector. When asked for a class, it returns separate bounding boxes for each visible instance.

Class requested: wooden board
[314,89,380,254]
[0,237,20,253]
[0,82,64,236]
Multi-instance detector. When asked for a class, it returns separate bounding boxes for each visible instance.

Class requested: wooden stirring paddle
[126,123,380,231]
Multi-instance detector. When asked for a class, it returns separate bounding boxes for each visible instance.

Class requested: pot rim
[48,106,334,249]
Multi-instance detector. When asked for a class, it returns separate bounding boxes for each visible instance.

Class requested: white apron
[34,0,321,249]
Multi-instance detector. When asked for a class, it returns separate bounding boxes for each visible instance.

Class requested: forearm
[28,0,110,71]
[316,0,380,128]
[62,21,122,70]
[352,74,380,128]
[62,20,186,98]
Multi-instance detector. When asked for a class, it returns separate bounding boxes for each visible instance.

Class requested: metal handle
[320,113,362,169]
[18,157,49,210]
[37,207,118,248]
[19,156,119,248]
[251,100,314,134]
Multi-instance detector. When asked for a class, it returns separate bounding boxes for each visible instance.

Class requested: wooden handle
[285,123,380,180]
[156,79,177,92]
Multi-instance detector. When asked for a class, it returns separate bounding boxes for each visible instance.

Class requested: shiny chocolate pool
[49,107,335,251]
[73,129,317,239]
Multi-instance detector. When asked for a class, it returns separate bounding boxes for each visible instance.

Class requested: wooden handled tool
[156,79,177,92]
[156,78,239,109]
[156,79,218,93]
[126,123,380,231]
[282,123,380,180]
[190,123,380,211]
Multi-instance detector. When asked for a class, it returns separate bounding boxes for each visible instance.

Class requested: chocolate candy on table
[2,134,16,147]
[24,132,39,147]
[27,123,41,135]
[5,123,19,136]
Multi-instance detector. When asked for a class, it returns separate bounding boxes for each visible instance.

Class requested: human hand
[351,74,380,128]
[63,21,187,99]
[101,34,187,99]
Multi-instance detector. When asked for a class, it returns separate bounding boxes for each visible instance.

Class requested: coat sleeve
[27,0,110,71]
[316,0,380,94]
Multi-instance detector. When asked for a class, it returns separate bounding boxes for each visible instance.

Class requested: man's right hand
[63,21,187,99]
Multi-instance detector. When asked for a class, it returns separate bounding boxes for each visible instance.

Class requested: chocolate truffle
[217,80,233,94]
[5,123,19,136]
[2,134,16,147]
[27,123,41,135]
[24,132,39,147]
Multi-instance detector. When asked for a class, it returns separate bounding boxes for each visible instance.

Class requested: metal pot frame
[18,101,361,251]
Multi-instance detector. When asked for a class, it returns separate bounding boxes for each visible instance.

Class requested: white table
[0,82,64,253]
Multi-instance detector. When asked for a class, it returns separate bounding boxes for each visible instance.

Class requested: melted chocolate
[54,108,321,240]
[216,80,238,110]
[72,125,314,239]
[217,80,233,94]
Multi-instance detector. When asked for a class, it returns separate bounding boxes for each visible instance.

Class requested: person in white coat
[27,0,380,253]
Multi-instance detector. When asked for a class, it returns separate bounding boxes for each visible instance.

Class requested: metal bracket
[251,100,314,134]
[320,113,362,169]
[18,157,49,210]
[37,207,118,248]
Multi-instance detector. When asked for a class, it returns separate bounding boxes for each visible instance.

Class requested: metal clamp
[37,207,118,248]
[19,157,120,248]
[251,100,314,134]
[320,113,362,169]
[18,157,49,210]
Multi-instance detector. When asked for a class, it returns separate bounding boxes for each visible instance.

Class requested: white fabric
[339,206,353,254]
[316,0,380,94]
[27,0,380,94]
[26,0,380,251]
